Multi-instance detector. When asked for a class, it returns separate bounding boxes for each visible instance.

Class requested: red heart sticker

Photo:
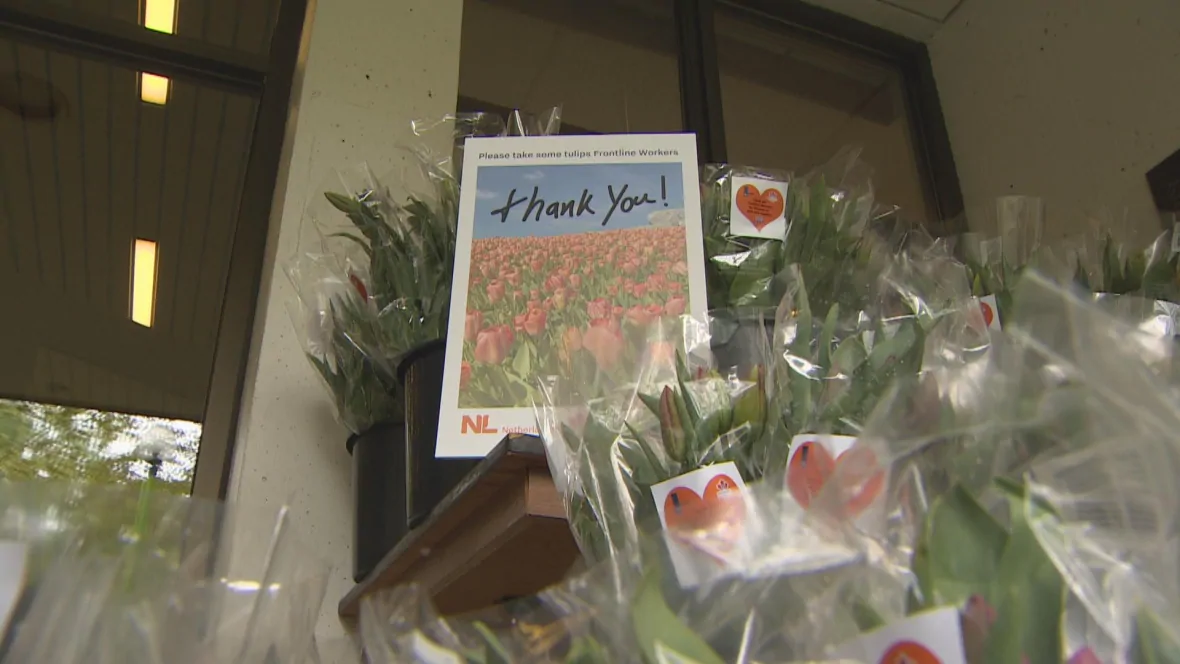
[980,300,994,327]
[880,641,942,664]
[787,441,883,516]
[664,474,746,532]
[735,184,785,231]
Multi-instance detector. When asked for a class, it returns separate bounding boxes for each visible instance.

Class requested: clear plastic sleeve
[286,107,562,433]
[0,482,329,664]
[797,273,1180,663]
[536,313,775,575]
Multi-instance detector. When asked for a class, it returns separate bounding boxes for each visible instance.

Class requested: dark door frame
[676,0,964,224]
[0,0,312,499]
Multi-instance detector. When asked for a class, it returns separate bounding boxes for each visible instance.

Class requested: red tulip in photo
[582,324,623,370]
[563,326,582,353]
[474,328,508,364]
[460,361,472,388]
[523,308,547,337]
[664,295,686,317]
[464,310,484,342]
[588,298,611,320]
[486,279,506,304]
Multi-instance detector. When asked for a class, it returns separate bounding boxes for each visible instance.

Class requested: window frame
[676,0,965,227]
[0,0,311,499]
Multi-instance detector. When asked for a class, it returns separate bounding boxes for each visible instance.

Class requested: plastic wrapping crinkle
[357,479,887,664]
[797,273,1180,663]
[0,482,329,664]
[536,313,776,576]
[285,107,562,434]
[768,240,983,496]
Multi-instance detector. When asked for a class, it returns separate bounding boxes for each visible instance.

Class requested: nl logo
[461,414,498,435]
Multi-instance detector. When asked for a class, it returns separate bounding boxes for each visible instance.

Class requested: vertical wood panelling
[153,78,198,339]
[15,44,65,292]
[48,50,90,300]
[169,86,218,339]
[195,92,254,347]
[79,58,113,305]
[0,44,30,276]
[106,67,138,318]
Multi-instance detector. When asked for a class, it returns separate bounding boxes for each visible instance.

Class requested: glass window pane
[37,0,278,56]
[459,0,682,134]
[715,7,934,221]
[0,35,260,492]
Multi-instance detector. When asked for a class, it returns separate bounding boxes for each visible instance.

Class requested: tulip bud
[658,385,686,462]
[732,365,766,439]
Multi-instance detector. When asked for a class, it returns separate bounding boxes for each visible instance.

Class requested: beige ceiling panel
[882,0,963,22]
[801,0,942,41]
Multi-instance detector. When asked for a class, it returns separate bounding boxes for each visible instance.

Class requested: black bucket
[398,339,480,529]
[346,420,408,582]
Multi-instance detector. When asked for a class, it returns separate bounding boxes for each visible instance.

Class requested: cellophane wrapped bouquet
[286,108,561,434]
[790,273,1180,663]
[0,483,329,663]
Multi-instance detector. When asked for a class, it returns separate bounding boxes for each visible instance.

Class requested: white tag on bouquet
[0,541,28,636]
[829,607,968,664]
[976,294,1001,331]
[651,462,749,587]
[730,176,788,240]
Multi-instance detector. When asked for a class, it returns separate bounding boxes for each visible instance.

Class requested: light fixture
[143,0,177,34]
[131,239,159,328]
[140,73,170,105]
[140,0,177,104]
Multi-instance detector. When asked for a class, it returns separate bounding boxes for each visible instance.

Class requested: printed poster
[437,134,708,457]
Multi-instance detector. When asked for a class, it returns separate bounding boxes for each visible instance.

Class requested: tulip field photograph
[457,161,695,408]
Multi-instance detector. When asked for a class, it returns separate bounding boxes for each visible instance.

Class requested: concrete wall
[929,0,1180,244]
[227,0,463,659]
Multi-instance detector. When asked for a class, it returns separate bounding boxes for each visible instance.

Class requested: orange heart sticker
[664,474,746,532]
[879,640,942,664]
[980,300,994,327]
[735,184,785,231]
[786,440,883,516]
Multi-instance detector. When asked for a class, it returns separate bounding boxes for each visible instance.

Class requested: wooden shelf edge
[339,434,563,618]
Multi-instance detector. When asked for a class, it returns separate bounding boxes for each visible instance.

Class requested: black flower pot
[346,420,408,582]
[398,339,480,529]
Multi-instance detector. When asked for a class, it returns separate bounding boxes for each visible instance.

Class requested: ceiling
[0,0,276,421]
[801,0,967,41]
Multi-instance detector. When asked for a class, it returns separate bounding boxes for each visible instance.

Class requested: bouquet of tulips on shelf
[0,482,329,663]
[784,272,1180,664]
[286,108,561,434]
[701,147,884,311]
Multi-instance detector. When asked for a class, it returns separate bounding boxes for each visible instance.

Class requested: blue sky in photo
[471,163,685,239]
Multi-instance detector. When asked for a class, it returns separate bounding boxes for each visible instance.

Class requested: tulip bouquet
[700,164,791,309]
[289,159,459,433]
[289,107,563,433]
[537,315,773,570]
[793,274,1180,664]
[1070,226,1180,303]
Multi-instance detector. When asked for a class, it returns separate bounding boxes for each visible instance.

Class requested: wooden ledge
[338,434,580,618]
